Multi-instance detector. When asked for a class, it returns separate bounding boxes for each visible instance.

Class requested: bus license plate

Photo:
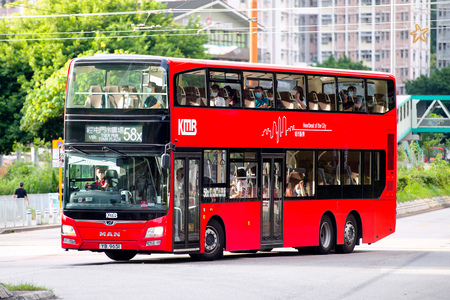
[99,244,122,250]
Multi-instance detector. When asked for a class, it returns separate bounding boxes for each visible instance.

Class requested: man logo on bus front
[178,119,197,136]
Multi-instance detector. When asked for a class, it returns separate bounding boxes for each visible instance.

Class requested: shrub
[0,161,58,195]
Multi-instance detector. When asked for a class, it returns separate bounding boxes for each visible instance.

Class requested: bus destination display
[85,124,143,143]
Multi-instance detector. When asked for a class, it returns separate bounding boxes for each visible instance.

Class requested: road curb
[396,196,450,218]
[0,284,57,300]
[0,224,60,235]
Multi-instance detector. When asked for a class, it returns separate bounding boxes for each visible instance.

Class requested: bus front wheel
[317,215,333,254]
[336,214,357,254]
[105,250,137,261]
[192,219,224,261]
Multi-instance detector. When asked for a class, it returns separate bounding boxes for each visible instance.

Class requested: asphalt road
[0,209,449,300]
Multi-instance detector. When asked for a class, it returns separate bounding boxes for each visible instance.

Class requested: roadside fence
[0,193,60,228]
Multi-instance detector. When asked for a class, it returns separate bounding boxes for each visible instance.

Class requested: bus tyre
[105,250,137,261]
[317,215,333,254]
[194,219,224,261]
[336,215,357,254]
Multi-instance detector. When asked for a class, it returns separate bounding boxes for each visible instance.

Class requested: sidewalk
[0,218,60,234]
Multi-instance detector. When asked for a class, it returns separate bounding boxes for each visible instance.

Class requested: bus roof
[72,54,395,80]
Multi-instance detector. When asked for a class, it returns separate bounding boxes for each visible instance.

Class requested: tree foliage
[316,55,371,71]
[0,0,209,152]
[405,66,450,95]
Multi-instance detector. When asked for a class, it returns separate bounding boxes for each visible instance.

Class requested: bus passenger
[348,86,362,111]
[143,82,165,109]
[294,174,306,197]
[120,85,133,108]
[340,89,354,112]
[224,85,239,107]
[254,86,269,108]
[293,86,307,109]
[211,84,226,107]
[230,168,247,199]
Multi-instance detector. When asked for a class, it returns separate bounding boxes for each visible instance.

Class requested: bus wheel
[193,219,224,261]
[105,250,137,261]
[336,215,357,254]
[317,215,333,254]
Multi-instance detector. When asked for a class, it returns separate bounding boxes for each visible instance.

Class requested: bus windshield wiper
[69,146,90,155]
[102,147,125,156]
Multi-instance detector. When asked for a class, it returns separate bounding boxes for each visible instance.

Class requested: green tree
[405,66,450,95]
[0,0,209,146]
[419,132,444,159]
[316,55,371,71]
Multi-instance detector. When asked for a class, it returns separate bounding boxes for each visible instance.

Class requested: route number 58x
[124,128,142,142]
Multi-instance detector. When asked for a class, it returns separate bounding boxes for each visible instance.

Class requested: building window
[361,32,372,43]
[322,14,332,26]
[361,13,372,24]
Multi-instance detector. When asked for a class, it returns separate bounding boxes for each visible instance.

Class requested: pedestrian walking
[13,182,30,206]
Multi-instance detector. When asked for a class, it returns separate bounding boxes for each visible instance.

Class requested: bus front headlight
[62,225,76,236]
[145,226,164,238]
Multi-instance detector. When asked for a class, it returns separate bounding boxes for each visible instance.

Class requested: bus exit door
[261,155,284,248]
[173,155,201,252]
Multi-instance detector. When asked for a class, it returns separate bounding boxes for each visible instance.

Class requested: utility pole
[250,0,257,63]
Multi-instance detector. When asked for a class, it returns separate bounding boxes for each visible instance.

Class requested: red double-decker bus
[61,55,396,261]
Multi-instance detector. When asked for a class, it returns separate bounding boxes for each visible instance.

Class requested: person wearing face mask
[294,175,306,197]
[340,89,354,112]
[143,82,160,108]
[347,86,363,112]
[254,86,269,108]
[211,84,226,107]
[293,85,307,110]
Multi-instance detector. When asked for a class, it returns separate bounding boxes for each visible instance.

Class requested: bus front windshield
[65,153,169,211]
[66,61,168,110]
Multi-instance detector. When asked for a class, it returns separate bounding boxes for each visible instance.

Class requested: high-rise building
[437,2,450,69]
[229,0,430,94]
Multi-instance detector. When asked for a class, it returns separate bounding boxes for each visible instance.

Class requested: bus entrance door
[261,155,284,248]
[173,155,201,252]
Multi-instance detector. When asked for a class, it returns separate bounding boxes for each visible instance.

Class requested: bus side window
[285,150,315,197]
[367,79,390,114]
[175,69,206,106]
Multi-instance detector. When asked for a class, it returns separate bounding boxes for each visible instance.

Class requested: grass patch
[397,159,450,202]
[2,282,50,291]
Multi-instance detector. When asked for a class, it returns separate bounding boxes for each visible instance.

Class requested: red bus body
[62,56,396,259]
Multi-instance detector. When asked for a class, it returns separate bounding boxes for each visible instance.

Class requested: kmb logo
[178,119,197,136]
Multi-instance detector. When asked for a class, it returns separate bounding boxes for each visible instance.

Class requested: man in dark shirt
[14,182,30,205]
[340,89,354,112]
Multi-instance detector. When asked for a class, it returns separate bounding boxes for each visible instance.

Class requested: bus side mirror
[161,153,170,169]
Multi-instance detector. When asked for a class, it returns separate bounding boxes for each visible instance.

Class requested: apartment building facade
[230,0,430,94]
[437,2,450,69]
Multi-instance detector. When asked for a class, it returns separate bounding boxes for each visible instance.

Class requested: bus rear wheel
[336,215,357,254]
[317,215,333,254]
[191,219,224,261]
[105,250,137,261]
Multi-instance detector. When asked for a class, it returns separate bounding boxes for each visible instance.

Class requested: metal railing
[0,194,60,228]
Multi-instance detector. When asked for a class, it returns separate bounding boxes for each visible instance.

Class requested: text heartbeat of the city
[261,116,332,143]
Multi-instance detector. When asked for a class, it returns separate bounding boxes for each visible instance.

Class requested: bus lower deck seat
[308,92,319,110]
[184,86,201,106]
[177,86,186,105]
[85,85,105,108]
[328,94,337,111]
[278,91,294,109]
[104,86,120,108]
[317,93,331,111]
[245,99,255,108]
